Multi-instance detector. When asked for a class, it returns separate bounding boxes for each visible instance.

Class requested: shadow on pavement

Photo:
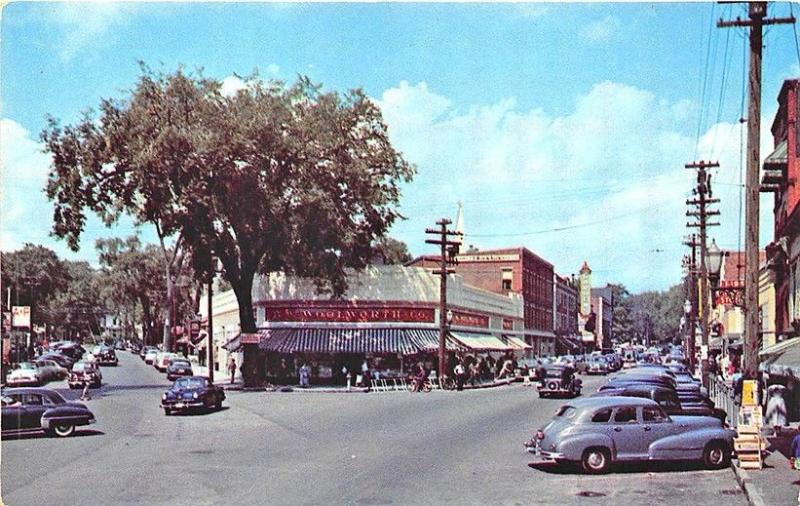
[2,429,105,441]
[528,459,716,475]
[167,406,230,417]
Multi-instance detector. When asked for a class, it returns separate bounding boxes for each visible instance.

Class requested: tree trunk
[230,267,260,387]
[164,271,174,351]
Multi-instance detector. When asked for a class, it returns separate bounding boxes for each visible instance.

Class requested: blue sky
[2,2,799,293]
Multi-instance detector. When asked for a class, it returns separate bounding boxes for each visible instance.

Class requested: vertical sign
[11,306,31,328]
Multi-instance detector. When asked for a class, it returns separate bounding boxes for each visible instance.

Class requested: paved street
[2,354,746,506]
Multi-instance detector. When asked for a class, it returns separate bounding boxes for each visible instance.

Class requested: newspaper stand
[734,380,763,470]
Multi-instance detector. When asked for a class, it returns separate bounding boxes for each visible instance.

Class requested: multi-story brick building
[408,247,555,355]
[554,274,579,344]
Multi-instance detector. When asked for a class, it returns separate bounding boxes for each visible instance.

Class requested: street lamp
[706,239,725,289]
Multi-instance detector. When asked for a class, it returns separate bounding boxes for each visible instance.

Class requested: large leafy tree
[42,67,414,384]
[607,284,634,342]
[629,283,684,344]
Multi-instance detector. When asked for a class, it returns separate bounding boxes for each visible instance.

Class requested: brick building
[554,274,579,345]
[408,247,555,355]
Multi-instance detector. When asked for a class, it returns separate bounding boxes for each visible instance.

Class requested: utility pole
[683,234,699,372]
[425,219,460,380]
[686,161,720,385]
[718,2,794,379]
[207,276,214,384]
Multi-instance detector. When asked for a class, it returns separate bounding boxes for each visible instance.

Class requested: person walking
[766,384,789,436]
[299,362,311,388]
[454,361,466,391]
[227,356,237,385]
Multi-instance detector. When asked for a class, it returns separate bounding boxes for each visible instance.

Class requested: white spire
[454,201,464,245]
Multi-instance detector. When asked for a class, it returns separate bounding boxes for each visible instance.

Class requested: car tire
[51,424,76,437]
[214,396,222,410]
[581,447,611,474]
[164,408,172,416]
[702,441,730,470]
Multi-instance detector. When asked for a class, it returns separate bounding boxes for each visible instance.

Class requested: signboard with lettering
[451,311,489,328]
[742,380,758,407]
[11,306,30,328]
[454,254,519,263]
[502,318,514,331]
[265,306,435,323]
[239,333,261,344]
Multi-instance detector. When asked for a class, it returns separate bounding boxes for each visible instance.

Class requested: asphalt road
[1,354,747,506]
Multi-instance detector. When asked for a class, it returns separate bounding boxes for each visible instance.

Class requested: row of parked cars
[526,349,736,473]
[135,344,226,415]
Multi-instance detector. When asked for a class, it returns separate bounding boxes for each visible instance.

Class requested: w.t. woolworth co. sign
[265,306,435,323]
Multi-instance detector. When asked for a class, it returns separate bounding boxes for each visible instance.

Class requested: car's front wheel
[50,424,76,437]
[581,447,611,474]
[164,407,172,416]
[702,441,730,470]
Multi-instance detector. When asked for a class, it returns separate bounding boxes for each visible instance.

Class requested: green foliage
[628,283,685,344]
[43,67,415,334]
[371,237,413,265]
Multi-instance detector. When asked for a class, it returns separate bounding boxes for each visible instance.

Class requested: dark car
[56,343,85,361]
[40,352,75,370]
[68,362,102,389]
[161,376,225,415]
[166,359,194,381]
[593,384,727,422]
[129,342,142,354]
[2,387,96,437]
[537,365,582,398]
[95,346,118,366]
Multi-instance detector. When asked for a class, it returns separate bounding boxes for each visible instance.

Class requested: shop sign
[451,311,489,328]
[742,380,759,407]
[240,333,261,344]
[502,318,514,330]
[454,253,519,263]
[266,306,435,323]
[11,306,30,328]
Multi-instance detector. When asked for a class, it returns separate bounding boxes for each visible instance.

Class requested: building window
[502,268,513,290]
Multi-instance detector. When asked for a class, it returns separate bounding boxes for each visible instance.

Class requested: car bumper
[162,400,204,410]
[6,379,39,386]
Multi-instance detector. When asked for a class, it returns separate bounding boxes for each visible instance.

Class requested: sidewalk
[732,426,800,506]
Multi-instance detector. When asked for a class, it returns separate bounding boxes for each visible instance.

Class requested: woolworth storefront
[202,265,530,385]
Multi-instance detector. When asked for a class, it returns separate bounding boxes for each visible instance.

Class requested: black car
[166,359,194,381]
[161,376,225,415]
[40,352,75,370]
[68,362,102,389]
[536,365,582,398]
[2,387,96,437]
[95,346,118,366]
[56,343,85,361]
[593,384,727,422]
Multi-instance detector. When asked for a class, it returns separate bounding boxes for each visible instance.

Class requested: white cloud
[375,80,749,292]
[580,15,621,43]
[267,64,281,75]
[45,3,134,62]
[220,76,248,98]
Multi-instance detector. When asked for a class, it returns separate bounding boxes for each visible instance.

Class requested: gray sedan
[526,397,735,474]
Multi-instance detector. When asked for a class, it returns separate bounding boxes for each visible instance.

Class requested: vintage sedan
[537,365,582,398]
[161,376,225,415]
[586,356,610,375]
[68,362,102,389]
[2,387,96,437]
[95,346,118,366]
[166,359,194,381]
[6,362,43,387]
[593,384,727,422]
[525,397,735,473]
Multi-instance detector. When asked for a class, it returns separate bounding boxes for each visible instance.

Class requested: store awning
[223,330,281,353]
[505,336,532,350]
[269,328,419,355]
[222,334,242,352]
[405,329,466,352]
[761,338,800,376]
[759,337,800,358]
[556,336,582,352]
[450,331,515,352]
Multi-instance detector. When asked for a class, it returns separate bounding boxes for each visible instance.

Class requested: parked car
[537,365,582,398]
[129,342,142,354]
[593,384,727,422]
[161,376,225,415]
[6,362,42,387]
[33,359,68,382]
[143,348,159,365]
[154,352,178,372]
[68,362,102,389]
[166,359,194,381]
[95,346,118,366]
[525,397,735,473]
[40,352,75,370]
[55,343,85,361]
[1,387,96,437]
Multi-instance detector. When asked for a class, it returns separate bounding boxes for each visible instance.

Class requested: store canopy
[406,329,466,352]
[450,331,515,352]
[556,336,582,352]
[223,330,284,353]
[759,337,800,376]
[505,336,532,350]
[268,328,419,355]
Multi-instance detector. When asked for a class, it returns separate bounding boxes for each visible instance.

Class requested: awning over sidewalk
[450,331,515,352]
[405,329,466,352]
[268,328,418,355]
[505,336,532,350]
[759,337,800,376]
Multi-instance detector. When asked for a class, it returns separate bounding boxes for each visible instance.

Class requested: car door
[640,405,676,458]
[20,393,47,429]
[1,395,24,430]
[610,406,646,460]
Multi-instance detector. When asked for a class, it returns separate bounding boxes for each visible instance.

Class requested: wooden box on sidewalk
[735,407,764,469]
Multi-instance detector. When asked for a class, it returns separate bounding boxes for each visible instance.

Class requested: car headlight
[162,393,167,400]
[192,392,199,399]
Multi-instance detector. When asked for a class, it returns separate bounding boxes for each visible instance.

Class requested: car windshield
[42,391,67,404]
[72,363,94,372]
[17,362,36,370]
[175,377,206,389]
[555,405,577,419]
[171,361,191,368]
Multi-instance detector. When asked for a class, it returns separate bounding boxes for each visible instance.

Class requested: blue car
[161,376,225,415]
[526,397,735,474]
[2,387,96,437]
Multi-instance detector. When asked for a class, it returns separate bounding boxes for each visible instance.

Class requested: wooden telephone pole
[683,234,699,372]
[686,161,720,383]
[425,219,460,380]
[718,2,795,379]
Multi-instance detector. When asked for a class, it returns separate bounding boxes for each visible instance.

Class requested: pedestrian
[80,378,91,401]
[469,362,479,387]
[361,359,371,391]
[299,362,311,388]
[341,364,349,385]
[454,361,466,391]
[278,358,289,385]
[766,384,789,436]
[413,364,427,392]
[227,356,237,385]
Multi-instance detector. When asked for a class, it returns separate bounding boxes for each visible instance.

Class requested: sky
[2,2,799,294]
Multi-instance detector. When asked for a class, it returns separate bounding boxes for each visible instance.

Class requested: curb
[219,379,518,394]
[730,459,767,506]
